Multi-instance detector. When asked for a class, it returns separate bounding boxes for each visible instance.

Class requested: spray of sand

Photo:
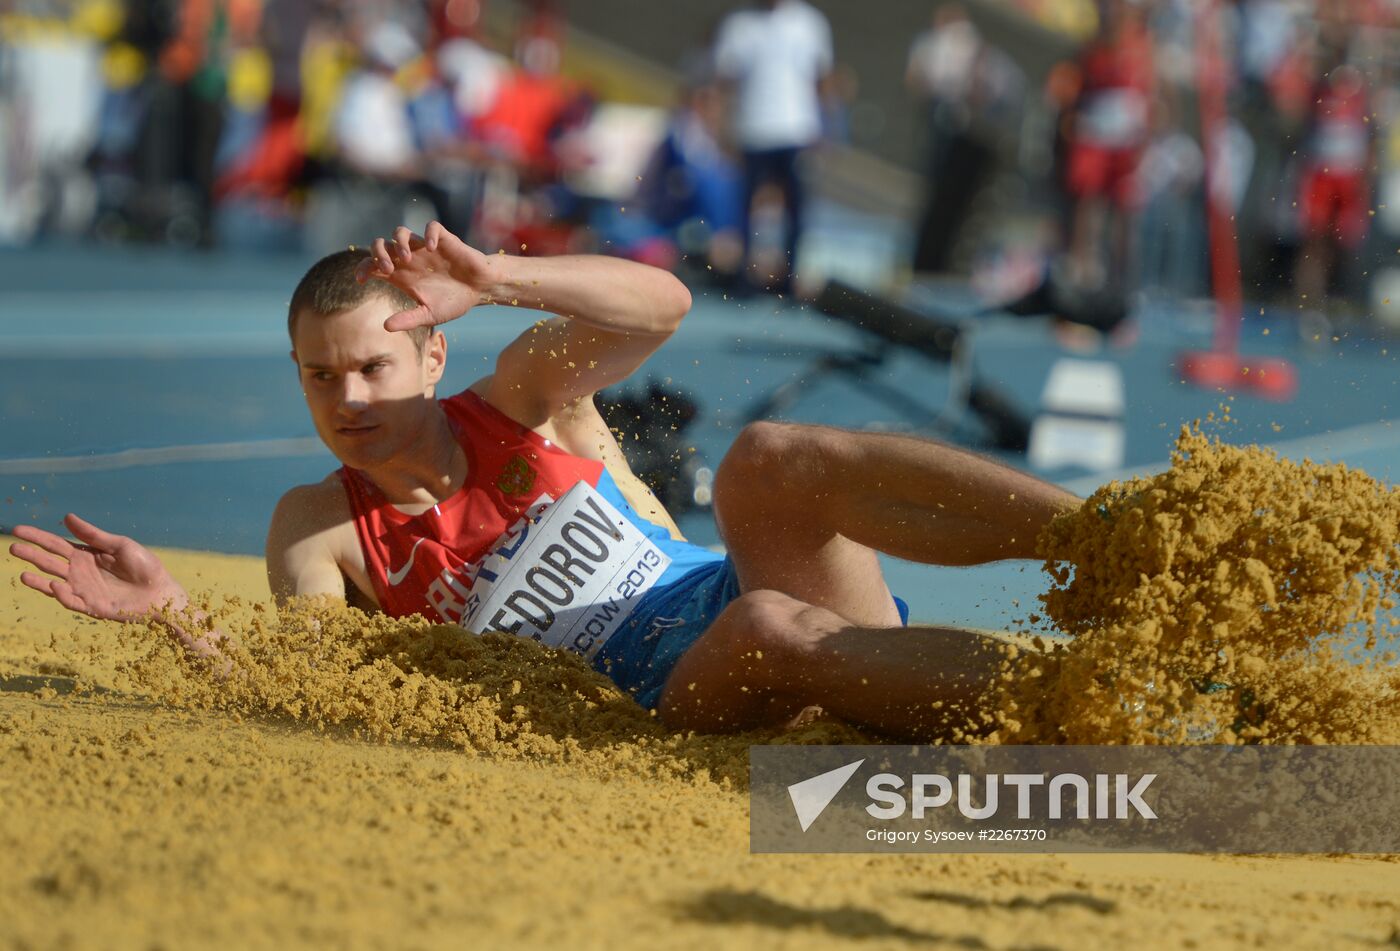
[100,597,865,788]
[991,418,1400,744]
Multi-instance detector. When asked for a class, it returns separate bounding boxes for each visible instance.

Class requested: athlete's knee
[707,587,795,648]
[718,421,794,481]
[707,589,816,686]
[659,589,810,730]
[714,421,834,516]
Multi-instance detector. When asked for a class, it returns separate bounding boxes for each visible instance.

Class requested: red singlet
[339,389,605,624]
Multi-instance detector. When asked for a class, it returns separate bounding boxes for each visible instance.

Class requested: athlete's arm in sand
[358,222,691,423]
[8,514,226,660]
[266,484,345,601]
[264,478,377,610]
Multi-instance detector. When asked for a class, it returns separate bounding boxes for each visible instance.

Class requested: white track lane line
[1059,418,1399,495]
[0,438,327,475]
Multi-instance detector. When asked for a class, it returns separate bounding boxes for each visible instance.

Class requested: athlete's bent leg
[657,589,1012,739]
[711,421,1078,625]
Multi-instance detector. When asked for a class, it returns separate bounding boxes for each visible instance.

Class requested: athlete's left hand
[9,514,189,622]
[356,222,496,332]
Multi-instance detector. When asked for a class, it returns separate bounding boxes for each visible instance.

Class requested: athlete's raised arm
[8,514,224,659]
[357,222,691,422]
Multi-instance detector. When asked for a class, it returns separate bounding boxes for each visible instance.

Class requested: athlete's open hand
[9,514,189,622]
[356,221,496,333]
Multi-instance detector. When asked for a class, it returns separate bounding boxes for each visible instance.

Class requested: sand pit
[4,427,1400,948]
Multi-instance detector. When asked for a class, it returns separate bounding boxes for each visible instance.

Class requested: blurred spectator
[907,4,1025,275]
[211,4,303,241]
[714,0,833,295]
[429,0,485,46]
[1239,0,1298,93]
[1294,60,1374,318]
[1236,0,1306,292]
[514,0,563,76]
[630,72,744,278]
[820,62,860,145]
[334,20,419,179]
[905,4,987,273]
[436,31,506,124]
[295,7,358,166]
[471,50,579,176]
[906,5,981,119]
[1039,58,1082,227]
[1062,0,1155,291]
[1135,90,1204,297]
[327,16,485,239]
[158,0,257,246]
[261,0,315,110]
[84,0,241,246]
[1144,0,1193,88]
[469,13,598,255]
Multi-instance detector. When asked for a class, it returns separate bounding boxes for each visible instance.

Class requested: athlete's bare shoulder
[265,474,369,604]
[268,474,354,542]
[275,474,352,521]
[466,373,605,452]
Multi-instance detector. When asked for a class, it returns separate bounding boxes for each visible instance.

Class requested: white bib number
[459,481,671,660]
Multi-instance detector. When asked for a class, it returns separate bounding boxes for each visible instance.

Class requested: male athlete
[11,223,1079,738]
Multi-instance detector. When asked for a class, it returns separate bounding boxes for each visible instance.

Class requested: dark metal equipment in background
[994,269,1130,335]
[596,379,714,514]
[743,280,1034,452]
[741,272,1133,452]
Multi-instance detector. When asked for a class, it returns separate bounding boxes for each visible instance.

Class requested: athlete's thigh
[656,591,811,734]
[724,529,901,630]
[711,423,901,628]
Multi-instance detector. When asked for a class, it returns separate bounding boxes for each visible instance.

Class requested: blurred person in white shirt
[334,20,420,178]
[714,0,833,295]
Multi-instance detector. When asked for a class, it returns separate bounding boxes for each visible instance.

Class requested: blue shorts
[591,558,909,711]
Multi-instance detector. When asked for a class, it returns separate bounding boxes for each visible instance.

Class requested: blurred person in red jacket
[1293,59,1374,323]
[1062,0,1155,291]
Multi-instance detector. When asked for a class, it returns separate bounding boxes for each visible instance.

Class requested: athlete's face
[291,297,447,470]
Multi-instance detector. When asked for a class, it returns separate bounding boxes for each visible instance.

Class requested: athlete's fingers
[63,513,122,551]
[8,542,69,579]
[10,524,76,559]
[18,570,58,597]
[424,220,446,251]
[371,237,395,275]
[49,580,90,616]
[384,305,435,333]
[393,226,415,263]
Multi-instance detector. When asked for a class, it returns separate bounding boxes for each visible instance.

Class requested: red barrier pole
[1177,0,1298,400]
[1198,0,1242,354]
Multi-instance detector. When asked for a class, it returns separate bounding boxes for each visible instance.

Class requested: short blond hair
[287,249,429,353]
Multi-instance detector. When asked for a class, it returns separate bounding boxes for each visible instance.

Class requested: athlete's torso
[335,386,720,624]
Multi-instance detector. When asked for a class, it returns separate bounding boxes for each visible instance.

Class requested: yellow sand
[5,425,1400,948]
[991,420,1400,745]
